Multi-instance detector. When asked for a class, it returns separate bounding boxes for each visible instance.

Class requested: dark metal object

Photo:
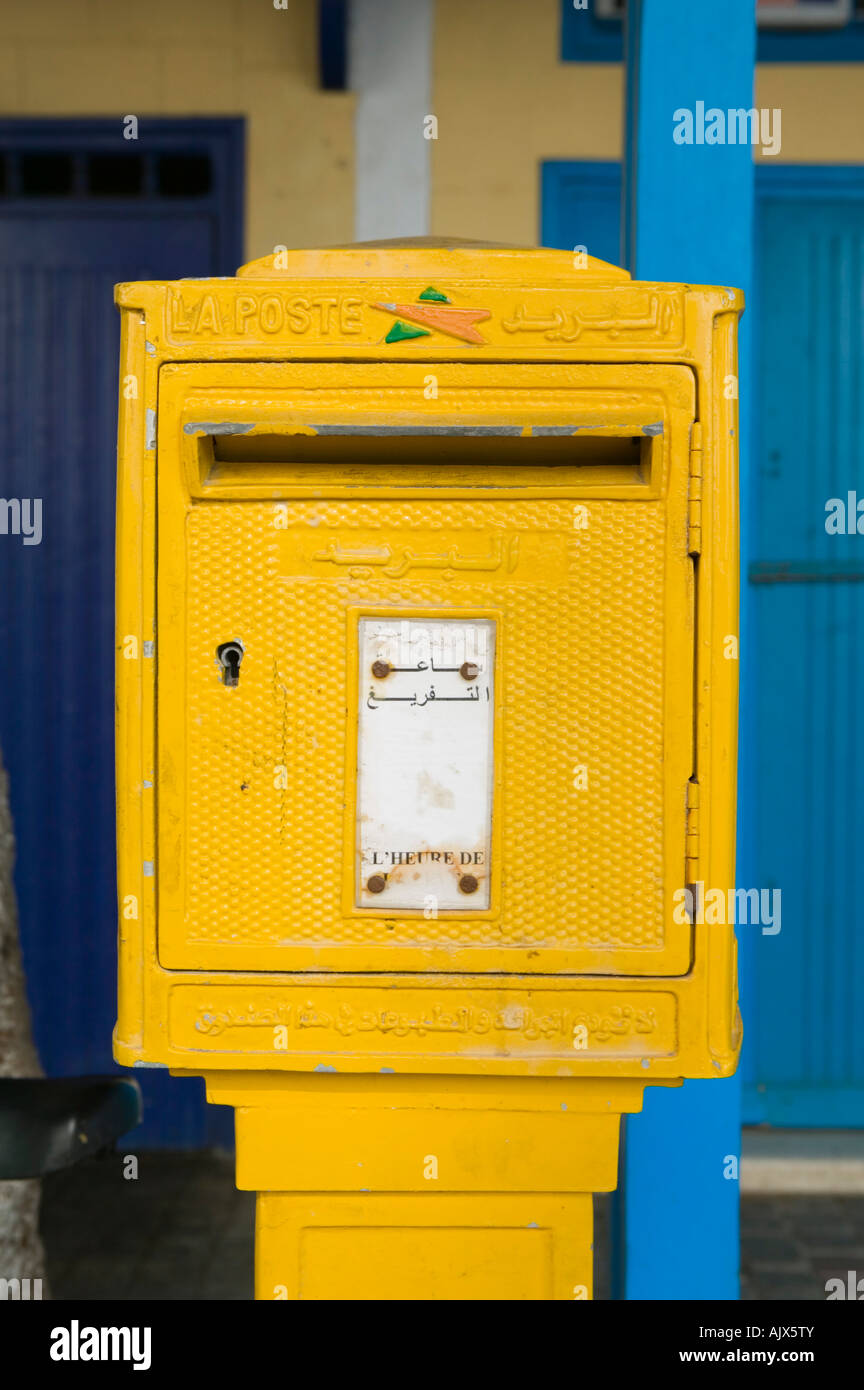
[459,874,479,894]
[0,1076,142,1179]
[367,874,387,894]
[750,561,864,584]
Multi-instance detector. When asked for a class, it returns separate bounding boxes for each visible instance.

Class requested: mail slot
[114,240,742,1300]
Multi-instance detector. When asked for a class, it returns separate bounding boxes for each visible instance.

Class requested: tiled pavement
[41,1151,254,1301]
[739,1195,864,1301]
[39,1150,864,1301]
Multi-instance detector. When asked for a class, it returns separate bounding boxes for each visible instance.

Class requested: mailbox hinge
[688,422,703,556]
[685,778,700,914]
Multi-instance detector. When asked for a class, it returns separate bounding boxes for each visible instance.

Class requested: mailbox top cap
[236,236,632,284]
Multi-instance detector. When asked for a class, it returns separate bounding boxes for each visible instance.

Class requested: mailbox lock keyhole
[217,641,244,688]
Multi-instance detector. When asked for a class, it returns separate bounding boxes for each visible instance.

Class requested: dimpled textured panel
[180,497,669,955]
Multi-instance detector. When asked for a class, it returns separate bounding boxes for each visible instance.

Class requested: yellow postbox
[114,239,741,1301]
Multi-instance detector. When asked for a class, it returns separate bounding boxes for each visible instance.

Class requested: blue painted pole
[619,0,757,1300]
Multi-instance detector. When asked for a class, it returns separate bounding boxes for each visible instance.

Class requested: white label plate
[356,617,495,910]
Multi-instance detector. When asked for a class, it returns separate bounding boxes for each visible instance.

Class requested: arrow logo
[373,298,492,345]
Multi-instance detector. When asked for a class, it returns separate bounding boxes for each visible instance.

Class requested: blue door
[748,169,864,1126]
[542,160,864,1127]
[0,119,243,1145]
[541,161,622,267]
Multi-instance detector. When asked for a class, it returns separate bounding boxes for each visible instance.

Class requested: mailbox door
[155,362,696,975]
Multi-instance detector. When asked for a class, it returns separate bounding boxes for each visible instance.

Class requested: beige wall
[755,66,864,163]
[431,0,622,245]
[0,0,355,261]
[1,0,864,259]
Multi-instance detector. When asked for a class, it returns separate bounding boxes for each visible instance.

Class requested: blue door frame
[0,117,244,1147]
[560,0,864,62]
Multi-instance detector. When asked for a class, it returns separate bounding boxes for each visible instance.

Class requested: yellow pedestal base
[198,1072,671,1302]
[256,1193,594,1301]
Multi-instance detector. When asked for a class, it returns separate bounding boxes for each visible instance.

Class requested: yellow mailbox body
[114,240,741,1300]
